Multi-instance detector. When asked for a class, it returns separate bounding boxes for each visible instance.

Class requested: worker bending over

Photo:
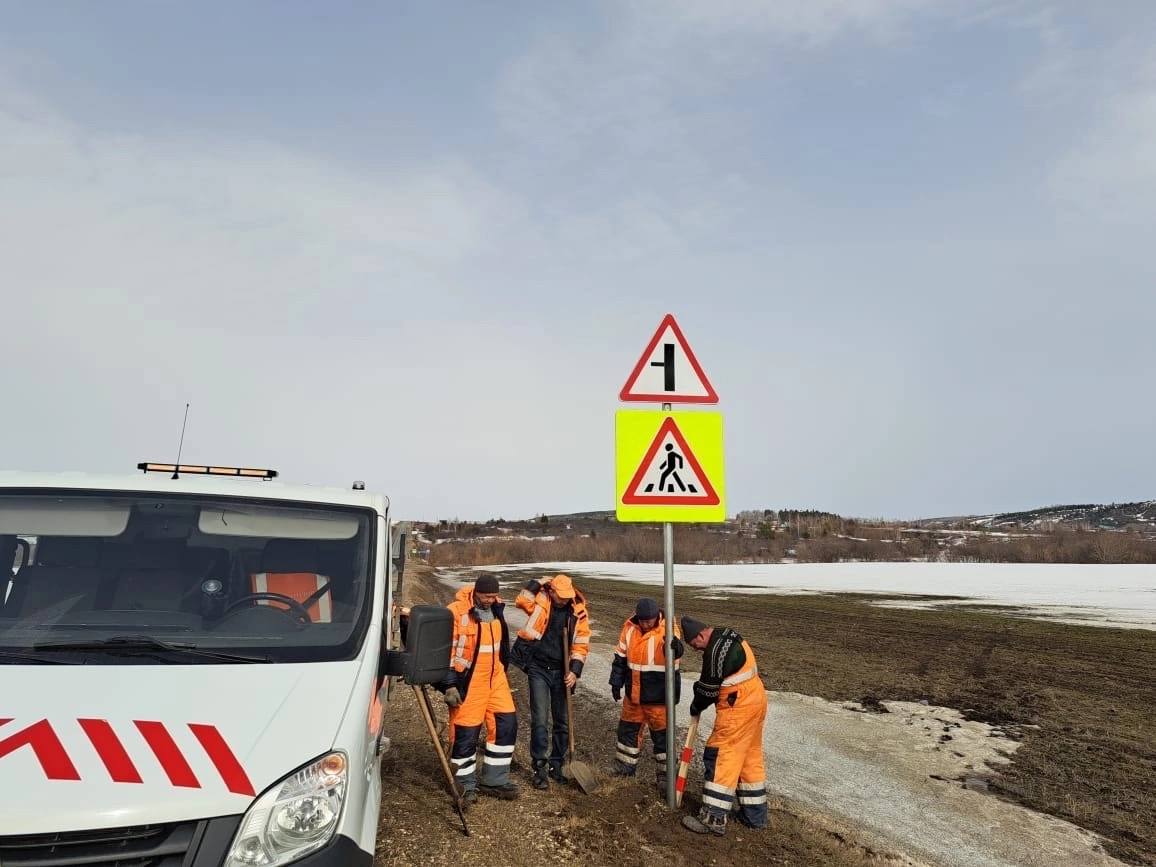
[510,573,591,790]
[679,615,768,836]
[437,574,520,805]
[609,597,684,790]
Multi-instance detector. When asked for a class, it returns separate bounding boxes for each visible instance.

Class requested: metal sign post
[616,313,725,812]
[663,517,676,808]
[661,400,678,809]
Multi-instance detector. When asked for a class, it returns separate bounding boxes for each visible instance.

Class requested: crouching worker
[679,616,768,836]
[437,574,519,805]
[609,597,683,789]
[509,574,591,790]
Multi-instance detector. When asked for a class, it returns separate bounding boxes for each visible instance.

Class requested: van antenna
[172,403,190,479]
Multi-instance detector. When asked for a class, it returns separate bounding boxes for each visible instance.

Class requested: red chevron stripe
[135,720,200,788]
[189,723,254,796]
[79,719,142,784]
[0,718,80,781]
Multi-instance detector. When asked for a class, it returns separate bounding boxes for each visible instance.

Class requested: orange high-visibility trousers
[615,698,668,780]
[449,669,516,790]
[701,678,768,828]
[447,617,517,792]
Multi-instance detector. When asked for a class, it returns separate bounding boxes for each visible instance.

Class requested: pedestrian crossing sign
[616,410,726,522]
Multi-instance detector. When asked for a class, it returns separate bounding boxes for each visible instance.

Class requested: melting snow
[472,561,1156,630]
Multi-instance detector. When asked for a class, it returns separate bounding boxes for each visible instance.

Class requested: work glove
[669,636,685,659]
[443,687,462,708]
[612,684,622,702]
[525,578,542,594]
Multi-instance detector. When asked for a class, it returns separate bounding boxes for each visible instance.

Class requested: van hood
[0,661,362,835]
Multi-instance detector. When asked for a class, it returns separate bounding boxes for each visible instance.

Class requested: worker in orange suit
[609,597,684,790]
[436,574,519,805]
[509,573,591,790]
[679,615,768,836]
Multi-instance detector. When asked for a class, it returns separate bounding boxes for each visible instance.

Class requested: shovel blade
[566,759,600,794]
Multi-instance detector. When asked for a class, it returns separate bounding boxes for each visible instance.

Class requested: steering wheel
[224,592,313,624]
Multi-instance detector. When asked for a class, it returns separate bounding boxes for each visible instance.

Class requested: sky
[1,1,1154,522]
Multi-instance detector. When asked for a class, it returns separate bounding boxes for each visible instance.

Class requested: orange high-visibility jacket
[689,627,761,717]
[514,578,591,674]
[718,638,759,702]
[442,585,512,697]
[609,613,683,705]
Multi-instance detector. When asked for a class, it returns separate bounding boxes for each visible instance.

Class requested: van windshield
[0,492,374,664]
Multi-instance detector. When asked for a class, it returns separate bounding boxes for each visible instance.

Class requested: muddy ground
[377,565,1156,865]
[511,567,1156,864]
[375,565,914,867]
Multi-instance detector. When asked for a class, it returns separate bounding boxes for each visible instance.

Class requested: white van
[0,464,451,866]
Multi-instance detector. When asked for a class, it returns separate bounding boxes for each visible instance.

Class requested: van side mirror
[381,604,452,685]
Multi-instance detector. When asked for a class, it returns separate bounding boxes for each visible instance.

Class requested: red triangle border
[622,417,720,506]
[619,313,719,404]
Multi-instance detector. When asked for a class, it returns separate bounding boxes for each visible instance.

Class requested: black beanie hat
[681,615,709,641]
[635,597,659,620]
[474,574,500,594]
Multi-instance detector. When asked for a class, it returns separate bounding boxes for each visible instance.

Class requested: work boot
[612,763,636,777]
[548,763,568,784]
[682,807,727,836]
[479,782,520,800]
[532,763,549,790]
[460,789,478,810]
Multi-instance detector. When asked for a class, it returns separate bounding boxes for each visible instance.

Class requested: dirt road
[375,565,915,866]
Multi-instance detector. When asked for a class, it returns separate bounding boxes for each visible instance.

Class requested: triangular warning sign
[620,314,719,404]
[622,417,720,505]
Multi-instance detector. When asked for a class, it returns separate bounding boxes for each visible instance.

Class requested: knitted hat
[474,574,500,594]
[680,615,709,642]
[635,597,659,620]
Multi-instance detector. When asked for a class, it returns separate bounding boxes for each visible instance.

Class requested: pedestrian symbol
[621,416,720,508]
[650,443,696,494]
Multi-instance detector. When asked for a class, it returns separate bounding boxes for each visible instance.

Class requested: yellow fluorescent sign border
[615,409,726,523]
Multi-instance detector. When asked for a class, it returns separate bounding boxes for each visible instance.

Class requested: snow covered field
[474,561,1156,630]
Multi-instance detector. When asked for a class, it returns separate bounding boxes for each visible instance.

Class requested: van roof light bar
[137,462,278,480]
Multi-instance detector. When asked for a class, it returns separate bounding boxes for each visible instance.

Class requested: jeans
[527,663,569,769]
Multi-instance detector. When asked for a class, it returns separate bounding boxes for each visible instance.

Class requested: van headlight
[225,752,348,866]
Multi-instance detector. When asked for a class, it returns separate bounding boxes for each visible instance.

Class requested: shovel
[562,628,600,794]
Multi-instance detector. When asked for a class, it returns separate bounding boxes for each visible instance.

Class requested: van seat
[251,539,332,623]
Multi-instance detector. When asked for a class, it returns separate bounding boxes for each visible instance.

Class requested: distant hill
[919,501,1156,532]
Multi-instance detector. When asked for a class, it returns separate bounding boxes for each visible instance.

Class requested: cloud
[1049,65,1156,224]
[0,76,518,333]
[0,74,555,518]
[644,0,946,45]
[3,3,1155,522]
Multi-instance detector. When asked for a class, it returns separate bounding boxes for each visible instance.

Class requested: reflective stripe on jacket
[514,580,591,673]
[609,613,682,705]
[718,639,760,705]
[444,585,511,697]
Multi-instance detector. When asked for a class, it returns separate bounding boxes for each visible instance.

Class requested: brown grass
[426,523,1156,567]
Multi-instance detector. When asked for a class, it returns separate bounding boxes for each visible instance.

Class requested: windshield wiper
[33,635,272,664]
[0,649,81,665]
